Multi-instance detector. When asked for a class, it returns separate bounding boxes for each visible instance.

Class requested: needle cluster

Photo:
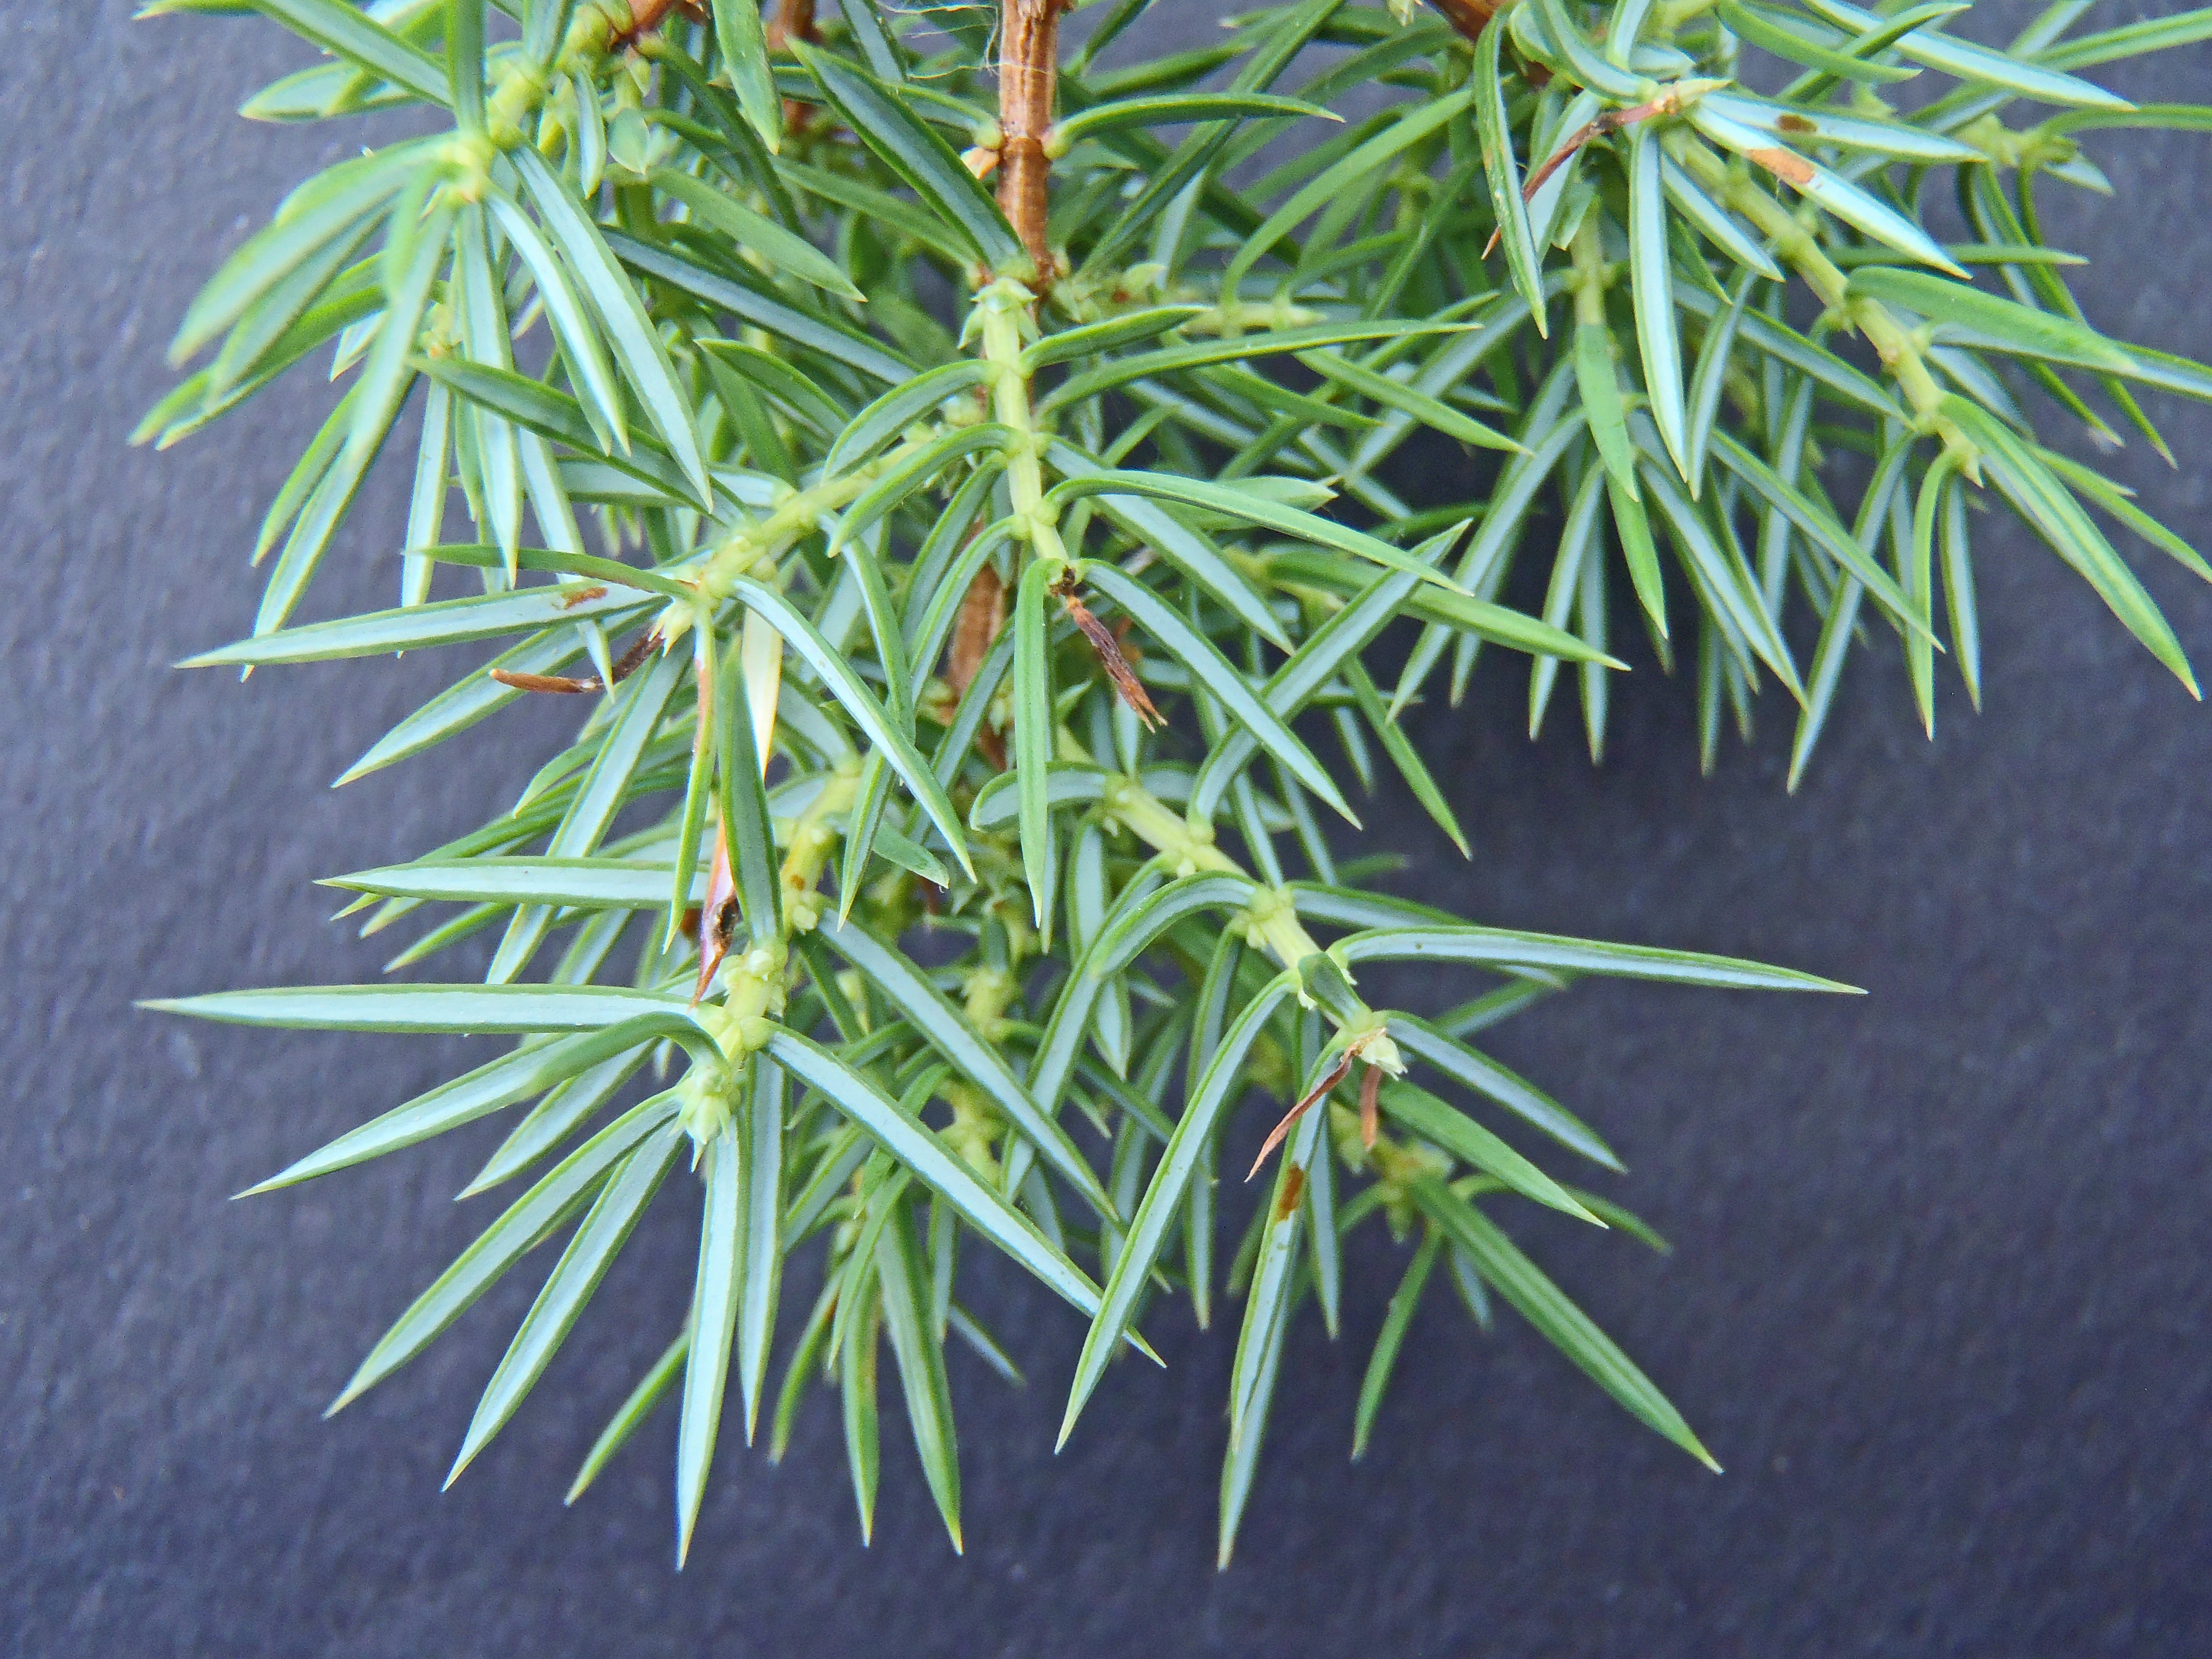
[143,0,2211,1566]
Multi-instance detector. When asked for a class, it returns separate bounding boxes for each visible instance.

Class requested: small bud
[726,976,770,1023]
[676,1059,739,1147]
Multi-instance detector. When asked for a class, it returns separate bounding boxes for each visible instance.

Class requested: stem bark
[997,0,1062,284]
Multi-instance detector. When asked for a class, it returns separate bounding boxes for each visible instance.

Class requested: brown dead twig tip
[1058,574,1161,730]
[487,630,657,696]
[1359,1063,1383,1150]
[1248,1049,1358,1181]
[610,630,660,678]
[1526,93,1693,202]
[692,830,738,1004]
[1484,90,1691,258]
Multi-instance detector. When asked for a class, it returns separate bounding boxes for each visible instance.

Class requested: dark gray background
[8,4,2211,1653]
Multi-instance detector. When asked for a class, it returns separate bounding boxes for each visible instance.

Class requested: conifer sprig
[141,0,2211,1565]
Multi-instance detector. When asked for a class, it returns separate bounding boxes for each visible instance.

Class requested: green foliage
[145,0,2210,1567]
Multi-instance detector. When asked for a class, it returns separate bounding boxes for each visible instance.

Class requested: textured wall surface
[7,5,2210,1654]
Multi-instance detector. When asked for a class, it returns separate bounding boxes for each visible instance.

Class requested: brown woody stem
[945,560,1009,767]
[946,561,1006,700]
[997,0,1062,284]
[611,0,704,50]
[764,0,815,51]
[1425,0,1501,42]
[766,0,818,132]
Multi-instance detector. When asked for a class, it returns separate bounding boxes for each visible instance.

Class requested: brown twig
[1359,1062,1383,1150]
[996,0,1063,285]
[1425,0,1504,44]
[764,0,815,51]
[610,0,706,51]
[946,563,1008,768]
[947,563,1005,699]
[1055,569,1161,729]
[766,0,819,134]
[488,630,659,695]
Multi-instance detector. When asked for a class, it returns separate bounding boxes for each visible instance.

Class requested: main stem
[983,0,1386,1077]
[976,284,1069,566]
[997,0,1062,285]
[931,0,1069,741]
